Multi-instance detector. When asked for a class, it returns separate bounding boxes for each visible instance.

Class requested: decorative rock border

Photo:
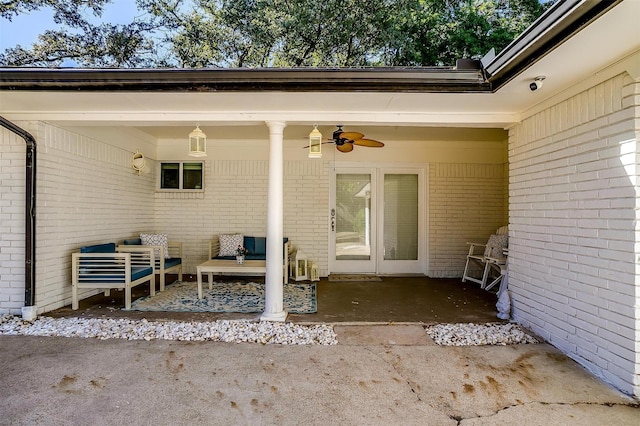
[0,314,337,345]
[425,322,539,346]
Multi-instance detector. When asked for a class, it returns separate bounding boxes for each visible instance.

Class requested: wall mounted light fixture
[131,149,146,175]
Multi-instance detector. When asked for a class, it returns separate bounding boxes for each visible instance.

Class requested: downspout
[0,116,36,319]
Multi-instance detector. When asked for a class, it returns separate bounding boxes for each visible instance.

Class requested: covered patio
[45,275,502,325]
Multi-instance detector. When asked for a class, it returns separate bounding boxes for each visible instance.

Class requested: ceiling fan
[312,125,385,153]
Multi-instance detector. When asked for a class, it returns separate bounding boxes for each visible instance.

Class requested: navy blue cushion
[80,243,116,253]
[124,238,142,245]
[214,256,236,260]
[254,237,266,255]
[244,236,256,254]
[164,258,181,268]
[131,266,153,281]
[213,254,266,261]
[212,236,288,260]
[79,266,152,283]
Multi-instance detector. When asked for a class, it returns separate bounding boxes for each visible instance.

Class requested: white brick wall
[0,126,27,314]
[429,163,508,277]
[153,159,330,275]
[2,122,507,315]
[509,72,640,396]
[0,122,155,315]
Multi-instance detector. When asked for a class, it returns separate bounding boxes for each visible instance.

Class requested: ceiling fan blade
[337,143,354,153]
[338,131,364,141]
[353,138,384,147]
[302,141,337,148]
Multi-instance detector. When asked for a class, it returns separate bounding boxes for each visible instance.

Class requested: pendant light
[189,124,207,157]
[308,125,322,158]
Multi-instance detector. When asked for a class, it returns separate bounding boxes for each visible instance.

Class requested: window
[159,162,204,190]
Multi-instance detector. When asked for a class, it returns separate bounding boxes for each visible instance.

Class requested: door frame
[328,162,429,276]
[376,167,427,275]
[329,165,378,274]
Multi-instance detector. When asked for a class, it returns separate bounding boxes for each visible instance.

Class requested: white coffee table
[196,259,267,300]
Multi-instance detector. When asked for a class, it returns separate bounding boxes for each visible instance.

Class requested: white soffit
[494,0,640,112]
[0,90,515,128]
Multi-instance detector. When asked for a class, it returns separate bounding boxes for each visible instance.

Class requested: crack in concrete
[364,346,423,403]
[456,400,640,424]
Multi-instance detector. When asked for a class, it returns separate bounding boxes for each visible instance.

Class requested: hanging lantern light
[308,125,322,158]
[188,124,207,157]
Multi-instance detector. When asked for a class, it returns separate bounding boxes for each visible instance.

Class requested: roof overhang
[484,0,624,89]
[0,0,637,132]
[0,65,488,93]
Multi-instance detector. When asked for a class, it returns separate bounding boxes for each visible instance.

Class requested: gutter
[484,0,622,90]
[0,65,489,93]
[0,117,37,320]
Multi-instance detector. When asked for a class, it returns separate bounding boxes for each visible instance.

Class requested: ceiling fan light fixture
[308,125,322,158]
[188,124,207,157]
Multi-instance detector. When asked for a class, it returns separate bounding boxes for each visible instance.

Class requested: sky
[0,0,141,51]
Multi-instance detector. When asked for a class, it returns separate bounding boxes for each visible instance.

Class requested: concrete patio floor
[4,276,639,424]
[48,275,501,324]
[1,327,638,425]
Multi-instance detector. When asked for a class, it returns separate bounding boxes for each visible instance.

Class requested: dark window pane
[161,163,179,189]
[183,163,203,189]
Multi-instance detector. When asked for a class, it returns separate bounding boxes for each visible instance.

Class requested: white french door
[329,166,426,275]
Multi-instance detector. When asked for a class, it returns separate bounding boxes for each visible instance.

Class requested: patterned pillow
[485,234,508,259]
[141,233,170,259]
[219,234,243,257]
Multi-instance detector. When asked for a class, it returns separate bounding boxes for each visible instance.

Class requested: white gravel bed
[0,314,337,345]
[425,322,539,346]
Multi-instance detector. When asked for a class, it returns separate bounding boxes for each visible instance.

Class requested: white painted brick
[509,72,640,397]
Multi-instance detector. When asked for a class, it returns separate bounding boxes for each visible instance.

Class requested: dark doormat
[328,274,382,282]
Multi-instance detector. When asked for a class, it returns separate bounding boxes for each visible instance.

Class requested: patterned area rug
[130,281,316,314]
[328,274,382,282]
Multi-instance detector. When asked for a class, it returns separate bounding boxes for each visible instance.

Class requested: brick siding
[508,72,640,396]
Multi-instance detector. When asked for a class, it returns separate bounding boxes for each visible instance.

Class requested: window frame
[158,161,205,192]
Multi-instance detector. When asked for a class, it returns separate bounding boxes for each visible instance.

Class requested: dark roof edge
[0,66,489,93]
[485,0,622,90]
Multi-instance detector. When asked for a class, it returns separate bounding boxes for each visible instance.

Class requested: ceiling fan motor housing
[333,126,346,145]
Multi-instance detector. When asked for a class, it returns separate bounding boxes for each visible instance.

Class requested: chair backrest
[484,234,508,259]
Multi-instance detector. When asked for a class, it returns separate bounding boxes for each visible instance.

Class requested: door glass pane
[335,174,371,260]
[383,174,418,260]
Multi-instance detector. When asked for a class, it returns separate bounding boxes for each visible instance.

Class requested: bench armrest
[466,242,487,256]
[167,241,183,259]
[209,236,220,259]
[116,246,155,268]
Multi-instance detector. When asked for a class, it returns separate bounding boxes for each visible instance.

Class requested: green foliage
[0,0,554,68]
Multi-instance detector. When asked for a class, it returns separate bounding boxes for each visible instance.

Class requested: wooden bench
[71,243,155,310]
[123,238,183,292]
[209,235,290,284]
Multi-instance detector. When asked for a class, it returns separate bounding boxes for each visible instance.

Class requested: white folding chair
[462,228,508,289]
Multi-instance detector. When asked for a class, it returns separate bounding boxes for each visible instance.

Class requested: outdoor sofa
[209,234,290,283]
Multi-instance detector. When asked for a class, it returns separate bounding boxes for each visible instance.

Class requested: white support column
[261,121,287,322]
